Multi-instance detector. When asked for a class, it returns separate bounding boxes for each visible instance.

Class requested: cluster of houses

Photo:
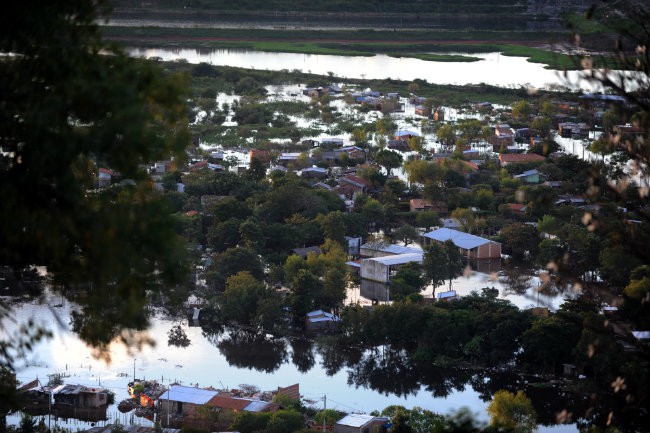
[17,378,394,433]
[17,380,111,421]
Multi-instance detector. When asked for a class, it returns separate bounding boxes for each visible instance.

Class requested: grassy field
[103,25,593,68]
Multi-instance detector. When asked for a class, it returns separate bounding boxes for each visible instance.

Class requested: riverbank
[100,25,596,70]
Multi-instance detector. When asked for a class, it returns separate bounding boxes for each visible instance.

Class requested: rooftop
[423,228,498,250]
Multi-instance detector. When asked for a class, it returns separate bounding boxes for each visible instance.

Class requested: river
[4,268,577,431]
[128,47,598,91]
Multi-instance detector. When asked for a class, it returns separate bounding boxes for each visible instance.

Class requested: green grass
[388,53,480,62]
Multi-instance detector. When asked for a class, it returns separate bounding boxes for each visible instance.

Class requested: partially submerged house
[53,384,109,409]
[305,310,341,332]
[422,228,501,259]
[360,253,423,283]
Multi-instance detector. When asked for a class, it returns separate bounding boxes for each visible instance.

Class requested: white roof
[166,385,218,405]
[423,228,497,250]
[360,243,422,255]
[336,414,382,428]
[437,290,457,299]
[632,331,650,340]
[366,253,423,266]
[244,400,272,412]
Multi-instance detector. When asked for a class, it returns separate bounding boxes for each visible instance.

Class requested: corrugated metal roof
[336,414,386,428]
[423,228,497,250]
[166,385,218,405]
[367,253,423,266]
[244,400,272,412]
[437,290,457,299]
[361,243,422,255]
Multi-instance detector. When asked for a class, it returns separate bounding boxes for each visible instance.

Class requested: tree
[500,223,539,262]
[511,100,532,121]
[390,262,425,301]
[220,271,265,325]
[415,211,439,232]
[487,390,537,433]
[392,224,419,246]
[436,123,456,147]
[423,240,464,296]
[0,1,189,363]
[374,149,403,177]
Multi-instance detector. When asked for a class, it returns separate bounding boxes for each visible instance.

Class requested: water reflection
[128,47,598,90]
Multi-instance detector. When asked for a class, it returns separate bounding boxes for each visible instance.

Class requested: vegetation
[2,1,650,432]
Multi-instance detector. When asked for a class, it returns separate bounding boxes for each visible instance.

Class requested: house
[414,105,430,116]
[387,139,410,152]
[422,228,501,259]
[359,242,422,258]
[278,152,303,166]
[334,146,366,162]
[514,169,542,184]
[492,124,515,150]
[433,108,445,121]
[292,246,321,259]
[395,130,420,140]
[17,380,51,410]
[157,385,219,419]
[338,174,370,196]
[321,137,345,147]
[334,414,389,433]
[441,218,462,229]
[498,153,545,166]
[276,383,300,401]
[305,310,341,332]
[504,203,528,215]
[474,101,493,111]
[360,253,423,283]
[300,167,329,179]
[409,199,447,214]
[82,427,180,433]
[436,290,457,301]
[53,384,109,409]
[154,161,172,174]
[345,236,362,256]
[207,395,274,412]
[97,168,113,187]
[250,149,271,166]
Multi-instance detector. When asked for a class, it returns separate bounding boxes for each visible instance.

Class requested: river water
[129,47,598,91]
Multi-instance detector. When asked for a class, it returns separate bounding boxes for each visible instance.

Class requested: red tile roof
[499,153,545,165]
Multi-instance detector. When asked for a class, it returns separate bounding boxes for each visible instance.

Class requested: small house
[334,414,389,433]
[158,385,219,419]
[409,199,447,214]
[436,290,457,301]
[514,169,542,184]
[360,253,423,283]
[305,310,341,332]
[53,384,109,409]
[498,153,545,166]
[395,130,420,141]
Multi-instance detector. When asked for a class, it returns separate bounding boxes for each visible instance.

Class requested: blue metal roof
[423,228,497,250]
[165,385,217,405]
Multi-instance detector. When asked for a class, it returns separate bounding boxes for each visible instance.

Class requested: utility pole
[133,358,136,382]
[323,395,326,432]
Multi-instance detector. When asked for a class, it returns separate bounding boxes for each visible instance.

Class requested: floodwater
[4,266,577,431]
[129,47,600,91]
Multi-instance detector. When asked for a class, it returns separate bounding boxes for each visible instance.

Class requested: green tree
[487,390,537,433]
[511,100,532,121]
[423,240,464,296]
[0,1,190,361]
[500,223,539,262]
[392,224,419,246]
[415,211,439,232]
[436,123,456,147]
[220,271,265,324]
